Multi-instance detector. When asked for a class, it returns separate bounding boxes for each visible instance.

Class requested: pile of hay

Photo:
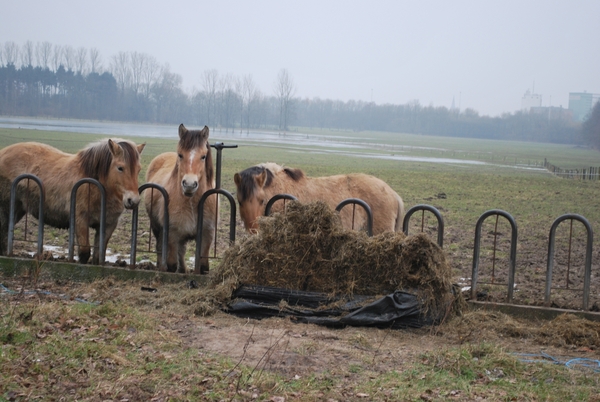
[211,201,457,316]
[445,310,600,350]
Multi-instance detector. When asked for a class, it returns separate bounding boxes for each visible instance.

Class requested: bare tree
[129,51,143,95]
[0,42,4,66]
[273,68,296,131]
[89,47,102,73]
[201,69,219,126]
[235,76,244,133]
[152,64,184,122]
[51,45,63,71]
[242,74,257,133]
[110,51,131,92]
[219,72,237,132]
[3,41,20,66]
[62,45,75,71]
[21,40,34,67]
[140,54,160,98]
[36,41,52,69]
[75,47,88,75]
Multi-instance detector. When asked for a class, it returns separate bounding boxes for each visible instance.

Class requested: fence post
[68,178,106,265]
[131,183,169,269]
[196,188,236,274]
[402,204,444,247]
[471,210,518,303]
[544,214,593,310]
[335,198,373,237]
[265,194,298,216]
[8,174,45,258]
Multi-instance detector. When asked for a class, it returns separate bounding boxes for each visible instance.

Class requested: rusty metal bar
[471,210,518,303]
[335,198,373,237]
[131,183,169,269]
[544,214,593,310]
[492,214,499,283]
[8,173,45,257]
[566,219,573,289]
[196,188,236,274]
[68,178,106,265]
[265,194,298,216]
[402,204,444,247]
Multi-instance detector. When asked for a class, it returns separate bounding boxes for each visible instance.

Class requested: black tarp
[225,284,440,329]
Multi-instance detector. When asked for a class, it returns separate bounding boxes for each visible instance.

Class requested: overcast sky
[2,0,599,117]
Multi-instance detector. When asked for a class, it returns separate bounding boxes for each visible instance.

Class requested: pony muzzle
[123,192,141,209]
[181,176,199,197]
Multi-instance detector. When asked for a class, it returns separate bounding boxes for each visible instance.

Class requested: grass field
[1,124,600,401]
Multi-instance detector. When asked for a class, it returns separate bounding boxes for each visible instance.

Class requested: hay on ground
[445,310,600,350]
[211,201,457,316]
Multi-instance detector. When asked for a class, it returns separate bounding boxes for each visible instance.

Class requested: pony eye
[178,153,183,159]
[117,166,124,172]
[201,155,207,161]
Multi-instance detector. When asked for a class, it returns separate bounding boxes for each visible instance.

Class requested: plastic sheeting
[225,284,440,329]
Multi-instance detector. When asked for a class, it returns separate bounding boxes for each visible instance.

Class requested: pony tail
[205,142,215,187]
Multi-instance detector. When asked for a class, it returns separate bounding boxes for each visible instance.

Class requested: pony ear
[107,139,123,158]
[200,125,210,140]
[234,173,241,187]
[137,143,146,154]
[255,170,268,188]
[178,124,187,138]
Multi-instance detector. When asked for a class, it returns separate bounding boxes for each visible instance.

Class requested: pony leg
[91,220,118,265]
[195,220,215,275]
[149,220,168,271]
[154,229,164,271]
[176,240,188,274]
[75,216,91,264]
[0,201,26,256]
[0,208,11,256]
[165,240,179,273]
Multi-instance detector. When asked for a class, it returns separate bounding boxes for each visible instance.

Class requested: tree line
[0,40,587,144]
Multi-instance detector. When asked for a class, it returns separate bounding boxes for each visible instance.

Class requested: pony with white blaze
[234,162,404,235]
[144,124,216,274]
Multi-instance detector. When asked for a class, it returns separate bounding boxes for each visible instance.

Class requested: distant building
[521,89,542,111]
[568,92,600,122]
[530,106,573,121]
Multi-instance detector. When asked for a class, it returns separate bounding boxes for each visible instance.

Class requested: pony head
[176,124,213,197]
[79,138,146,209]
[234,163,298,233]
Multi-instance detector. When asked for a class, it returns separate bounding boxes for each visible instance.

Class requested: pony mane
[178,125,214,186]
[78,139,140,180]
[237,165,275,201]
[259,163,304,182]
[283,167,305,181]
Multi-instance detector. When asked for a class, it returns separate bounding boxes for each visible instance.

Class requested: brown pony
[144,124,216,274]
[234,162,405,235]
[0,139,145,264]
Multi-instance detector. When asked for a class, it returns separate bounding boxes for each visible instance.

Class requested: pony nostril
[192,182,198,189]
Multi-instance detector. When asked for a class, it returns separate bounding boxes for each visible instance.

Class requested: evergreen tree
[582,101,600,150]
